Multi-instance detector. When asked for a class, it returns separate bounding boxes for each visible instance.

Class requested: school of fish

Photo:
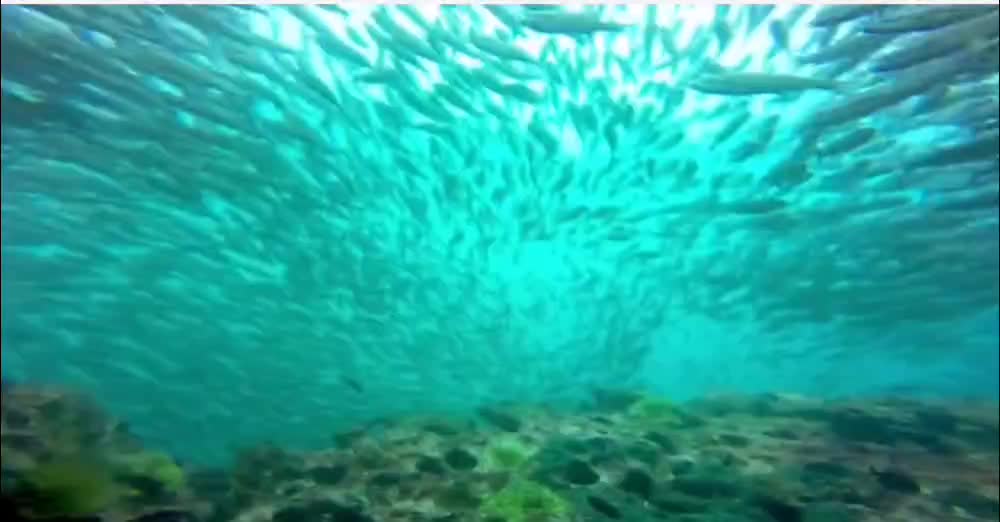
[1,4,998,463]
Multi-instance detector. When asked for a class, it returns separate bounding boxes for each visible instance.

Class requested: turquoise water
[1,5,997,467]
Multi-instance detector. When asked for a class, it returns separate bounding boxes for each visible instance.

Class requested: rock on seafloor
[3,384,998,522]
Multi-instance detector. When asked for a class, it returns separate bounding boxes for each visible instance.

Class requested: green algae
[22,456,123,517]
[626,395,682,427]
[113,450,186,494]
[480,479,573,522]
[484,435,538,472]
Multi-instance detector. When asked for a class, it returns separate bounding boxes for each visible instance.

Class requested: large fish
[688,72,842,95]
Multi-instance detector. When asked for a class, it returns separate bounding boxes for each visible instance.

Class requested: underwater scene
[1,3,998,522]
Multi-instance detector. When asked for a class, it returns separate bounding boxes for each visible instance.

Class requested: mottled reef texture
[3,384,998,522]
[1,383,204,522]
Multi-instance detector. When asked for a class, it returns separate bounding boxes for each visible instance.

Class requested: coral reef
[1,384,202,522]
[218,393,1000,522]
[3,383,998,522]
